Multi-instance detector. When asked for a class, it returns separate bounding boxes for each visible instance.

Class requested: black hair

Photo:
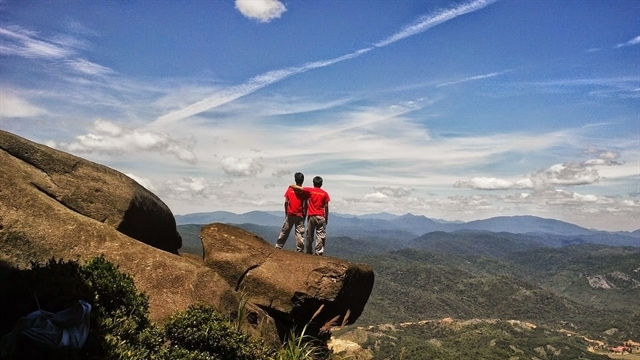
[294,172,304,186]
[313,176,323,188]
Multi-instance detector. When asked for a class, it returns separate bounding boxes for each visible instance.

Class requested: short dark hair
[294,172,304,185]
[313,176,323,188]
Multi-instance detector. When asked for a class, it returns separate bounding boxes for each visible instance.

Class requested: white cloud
[535,162,600,186]
[372,186,414,198]
[599,150,620,160]
[235,0,286,23]
[540,189,614,207]
[220,156,264,176]
[55,119,197,164]
[454,177,533,190]
[0,90,48,118]
[157,176,281,210]
[167,177,208,193]
[125,173,157,192]
[454,157,621,191]
[615,35,640,48]
[160,177,226,201]
[363,192,388,202]
[93,119,123,136]
[582,149,621,165]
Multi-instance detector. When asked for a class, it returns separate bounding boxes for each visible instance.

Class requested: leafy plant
[0,256,276,360]
[164,303,273,360]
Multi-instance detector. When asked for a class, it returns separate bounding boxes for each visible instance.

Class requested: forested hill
[176,218,640,359]
[336,246,640,359]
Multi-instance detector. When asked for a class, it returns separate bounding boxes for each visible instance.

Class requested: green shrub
[0,256,279,360]
[164,303,274,360]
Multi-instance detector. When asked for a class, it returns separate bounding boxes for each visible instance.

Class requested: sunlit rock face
[201,223,375,338]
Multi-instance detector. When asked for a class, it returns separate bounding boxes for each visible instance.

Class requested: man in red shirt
[291,176,330,255]
[275,172,309,252]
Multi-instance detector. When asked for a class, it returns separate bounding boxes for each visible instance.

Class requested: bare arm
[283,199,288,214]
[303,200,308,219]
[324,203,329,224]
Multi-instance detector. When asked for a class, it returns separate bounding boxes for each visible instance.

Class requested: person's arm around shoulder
[289,184,305,192]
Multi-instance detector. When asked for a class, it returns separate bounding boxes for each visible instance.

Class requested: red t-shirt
[303,187,330,217]
[284,187,309,217]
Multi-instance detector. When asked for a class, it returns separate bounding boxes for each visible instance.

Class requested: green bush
[0,256,279,360]
[164,303,273,360]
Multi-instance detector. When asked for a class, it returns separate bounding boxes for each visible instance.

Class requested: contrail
[152,0,498,125]
[375,0,498,47]
[436,70,511,87]
[153,47,372,126]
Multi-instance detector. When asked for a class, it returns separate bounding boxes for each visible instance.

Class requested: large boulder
[201,223,375,337]
[0,130,181,254]
[0,129,375,347]
[0,130,279,344]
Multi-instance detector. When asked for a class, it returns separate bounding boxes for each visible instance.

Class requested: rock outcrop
[0,129,181,254]
[0,130,278,343]
[0,129,375,346]
[201,223,374,338]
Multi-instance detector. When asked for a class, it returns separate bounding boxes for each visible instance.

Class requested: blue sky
[1,0,638,231]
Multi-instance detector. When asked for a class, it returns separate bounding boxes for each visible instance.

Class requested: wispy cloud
[152,48,373,126]
[66,58,115,76]
[0,25,71,58]
[374,0,498,47]
[436,70,510,87]
[152,0,498,125]
[526,76,640,98]
[0,25,114,78]
[615,35,640,48]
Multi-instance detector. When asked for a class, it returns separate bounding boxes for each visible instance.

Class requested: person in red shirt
[275,172,309,252]
[291,176,330,255]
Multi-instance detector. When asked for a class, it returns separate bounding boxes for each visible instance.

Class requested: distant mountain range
[175,211,640,238]
[174,211,640,357]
